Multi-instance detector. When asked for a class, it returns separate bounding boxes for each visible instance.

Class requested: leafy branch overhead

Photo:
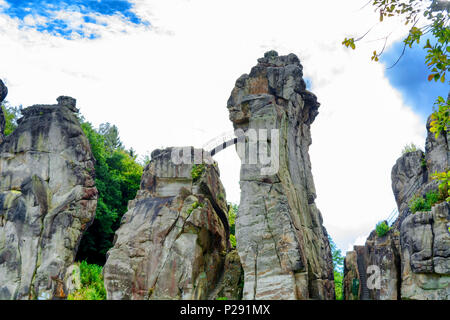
[343,1,449,202]
[342,0,449,84]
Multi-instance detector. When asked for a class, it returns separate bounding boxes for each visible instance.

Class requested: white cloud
[0,0,428,253]
[347,234,370,253]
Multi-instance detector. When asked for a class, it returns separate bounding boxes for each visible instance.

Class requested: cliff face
[103,148,240,300]
[227,51,334,300]
[0,79,8,144]
[0,95,97,300]
[344,113,450,300]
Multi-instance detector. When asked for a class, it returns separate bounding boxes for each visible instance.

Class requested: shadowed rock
[0,79,7,143]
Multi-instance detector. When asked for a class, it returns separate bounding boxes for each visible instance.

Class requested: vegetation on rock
[228,203,238,249]
[191,163,206,182]
[375,221,391,237]
[402,142,420,154]
[431,170,450,202]
[67,261,106,300]
[409,190,443,212]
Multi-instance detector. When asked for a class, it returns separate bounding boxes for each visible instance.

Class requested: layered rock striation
[227,51,334,300]
[344,111,449,300]
[103,147,237,300]
[0,95,97,300]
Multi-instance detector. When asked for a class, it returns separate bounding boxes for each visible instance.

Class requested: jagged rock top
[227,51,319,128]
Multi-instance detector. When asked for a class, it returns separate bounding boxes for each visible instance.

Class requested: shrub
[334,270,343,300]
[409,190,442,213]
[230,234,236,249]
[375,221,390,237]
[228,203,237,248]
[431,170,450,203]
[401,143,420,155]
[191,164,205,182]
[67,261,106,300]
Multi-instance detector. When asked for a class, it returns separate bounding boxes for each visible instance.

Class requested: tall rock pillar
[103,148,233,300]
[227,51,334,300]
[0,96,97,300]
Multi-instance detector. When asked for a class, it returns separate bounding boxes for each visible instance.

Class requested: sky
[0,0,446,254]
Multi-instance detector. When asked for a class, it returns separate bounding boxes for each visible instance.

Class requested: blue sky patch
[381,36,448,121]
[0,0,148,39]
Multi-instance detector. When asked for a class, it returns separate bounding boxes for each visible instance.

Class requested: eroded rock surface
[0,96,97,300]
[227,51,334,300]
[103,147,232,300]
[400,202,450,299]
[0,79,8,144]
[344,107,449,300]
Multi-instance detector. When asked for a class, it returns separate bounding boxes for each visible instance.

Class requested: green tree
[1,103,21,136]
[99,122,123,153]
[228,203,238,248]
[329,236,344,300]
[76,121,143,265]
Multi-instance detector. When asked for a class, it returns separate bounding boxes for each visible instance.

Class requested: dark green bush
[375,221,390,237]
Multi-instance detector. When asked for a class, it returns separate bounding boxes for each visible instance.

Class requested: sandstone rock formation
[227,51,334,300]
[344,110,449,300]
[0,79,8,144]
[400,201,449,299]
[0,96,97,300]
[209,250,244,300]
[103,147,234,300]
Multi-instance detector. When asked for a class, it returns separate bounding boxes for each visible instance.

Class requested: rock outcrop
[0,79,8,144]
[344,110,449,300]
[400,202,449,299]
[0,96,97,300]
[227,51,334,300]
[103,147,234,300]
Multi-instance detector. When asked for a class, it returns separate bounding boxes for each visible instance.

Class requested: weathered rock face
[343,251,359,300]
[344,109,449,300]
[0,79,8,144]
[227,51,334,300]
[0,96,97,300]
[103,147,233,300]
[400,202,450,299]
[344,232,401,300]
[0,80,7,103]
